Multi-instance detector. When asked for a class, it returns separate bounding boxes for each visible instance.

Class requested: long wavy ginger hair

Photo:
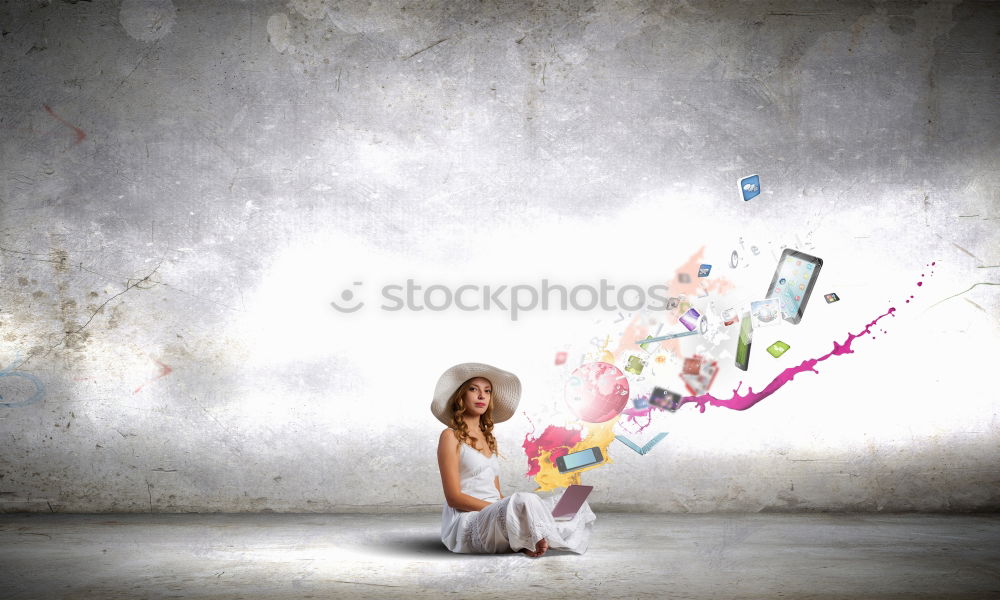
[447,377,499,456]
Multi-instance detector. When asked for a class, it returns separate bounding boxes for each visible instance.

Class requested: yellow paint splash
[532,419,619,492]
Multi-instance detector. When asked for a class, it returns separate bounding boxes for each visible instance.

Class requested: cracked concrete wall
[0,0,997,513]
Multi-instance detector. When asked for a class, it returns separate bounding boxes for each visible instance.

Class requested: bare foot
[521,538,549,558]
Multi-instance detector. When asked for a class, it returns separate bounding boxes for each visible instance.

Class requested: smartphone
[765,249,823,324]
[735,312,752,371]
[555,447,605,474]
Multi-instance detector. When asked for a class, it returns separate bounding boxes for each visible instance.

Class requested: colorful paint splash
[620,405,655,432]
[684,307,895,412]
[522,422,582,478]
[683,266,934,409]
[523,420,618,492]
[616,306,896,423]
[533,259,935,489]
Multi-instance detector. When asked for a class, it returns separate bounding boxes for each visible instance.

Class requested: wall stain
[0,359,46,407]
[50,249,69,273]
[43,104,86,145]
[133,358,173,394]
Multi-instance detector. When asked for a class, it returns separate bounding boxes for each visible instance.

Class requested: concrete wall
[1,0,997,513]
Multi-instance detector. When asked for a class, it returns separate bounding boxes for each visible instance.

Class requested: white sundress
[440,442,596,554]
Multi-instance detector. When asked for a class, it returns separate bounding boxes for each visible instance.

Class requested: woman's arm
[438,429,492,512]
[494,476,503,500]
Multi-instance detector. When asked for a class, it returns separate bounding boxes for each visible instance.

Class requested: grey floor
[2,513,999,599]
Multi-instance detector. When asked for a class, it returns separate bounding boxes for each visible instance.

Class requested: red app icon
[682,356,702,375]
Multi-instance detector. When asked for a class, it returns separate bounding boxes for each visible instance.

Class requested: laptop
[551,484,593,521]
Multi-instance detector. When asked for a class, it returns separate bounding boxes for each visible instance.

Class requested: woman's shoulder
[439,429,472,459]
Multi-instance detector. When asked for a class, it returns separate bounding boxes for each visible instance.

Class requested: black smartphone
[765,249,823,324]
[555,447,604,474]
[735,312,752,371]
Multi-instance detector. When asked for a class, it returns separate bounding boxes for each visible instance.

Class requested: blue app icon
[698,264,711,277]
[739,175,761,201]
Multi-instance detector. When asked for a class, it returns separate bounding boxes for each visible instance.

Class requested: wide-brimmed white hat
[430,362,521,426]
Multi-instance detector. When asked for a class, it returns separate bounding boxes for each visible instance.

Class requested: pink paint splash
[620,404,654,433]
[134,359,173,394]
[909,266,934,296]
[672,264,935,412]
[522,421,583,477]
[621,407,656,429]
[617,306,897,419]
[687,307,896,412]
[43,104,86,144]
[531,266,933,468]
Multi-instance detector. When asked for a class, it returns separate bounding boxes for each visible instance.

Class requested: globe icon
[565,362,630,423]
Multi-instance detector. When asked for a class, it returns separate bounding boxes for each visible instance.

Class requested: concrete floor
[1,513,999,599]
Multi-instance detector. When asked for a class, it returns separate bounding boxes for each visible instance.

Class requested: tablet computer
[765,249,823,324]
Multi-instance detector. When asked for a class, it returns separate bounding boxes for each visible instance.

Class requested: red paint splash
[134,359,173,394]
[43,104,86,144]
[522,422,583,477]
